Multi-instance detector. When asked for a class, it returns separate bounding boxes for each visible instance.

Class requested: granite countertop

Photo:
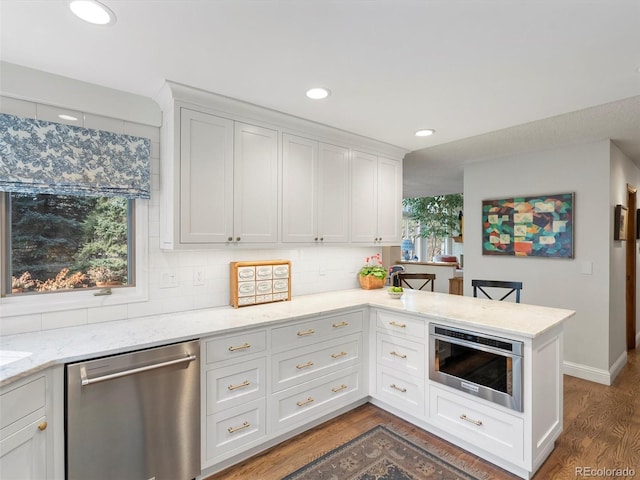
[0,288,575,387]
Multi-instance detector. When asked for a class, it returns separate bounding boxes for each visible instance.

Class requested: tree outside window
[7,193,131,294]
[403,194,463,262]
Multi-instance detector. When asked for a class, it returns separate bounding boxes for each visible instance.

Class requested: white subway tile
[0,313,42,335]
[88,305,128,324]
[42,309,88,330]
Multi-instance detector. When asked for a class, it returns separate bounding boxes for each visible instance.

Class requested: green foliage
[73,197,128,283]
[358,253,387,279]
[11,193,96,280]
[403,194,463,259]
[9,193,129,292]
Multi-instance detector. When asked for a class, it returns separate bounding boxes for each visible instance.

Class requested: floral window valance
[0,113,150,199]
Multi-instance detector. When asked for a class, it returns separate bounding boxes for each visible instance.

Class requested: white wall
[609,143,640,369]
[464,141,615,381]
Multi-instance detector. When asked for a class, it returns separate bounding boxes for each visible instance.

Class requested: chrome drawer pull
[296,397,314,407]
[332,321,349,328]
[228,380,250,391]
[228,343,251,352]
[332,384,348,393]
[390,384,407,393]
[297,329,315,337]
[460,414,483,426]
[227,421,250,433]
[296,361,314,369]
[390,351,407,359]
[331,351,347,359]
[389,321,406,328]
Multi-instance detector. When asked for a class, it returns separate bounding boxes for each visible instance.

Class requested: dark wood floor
[207,347,640,480]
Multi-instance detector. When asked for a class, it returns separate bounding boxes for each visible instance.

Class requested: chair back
[395,273,436,292]
[471,279,523,303]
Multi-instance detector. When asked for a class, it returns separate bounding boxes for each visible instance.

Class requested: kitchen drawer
[271,334,362,392]
[237,266,255,282]
[375,366,425,417]
[271,310,363,350]
[255,265,273,280]
[376,333,425,377]
[205,398,266,463]
[237,281,255,297]
[376,311,425,339]
[205,330,267,364]
[0,376,45,432]
[428,384,524,465]
[205,357,266,414]
[272,367,361,432]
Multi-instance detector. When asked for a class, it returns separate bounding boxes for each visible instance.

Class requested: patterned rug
[282,425,483,480]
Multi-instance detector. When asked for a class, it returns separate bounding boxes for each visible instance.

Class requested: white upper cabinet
[351,150,402,244]
[156,81,406,249]
[178,110,277,245]
[282,134,349,243]
[179,108,233,244]
[233,123,279,244]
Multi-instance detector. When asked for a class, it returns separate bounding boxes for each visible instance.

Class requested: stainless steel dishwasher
[65,340,200,480]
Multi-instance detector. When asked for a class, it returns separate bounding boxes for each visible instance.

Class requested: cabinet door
[376,156,402,244]
[180,108,234,243]
[350,150,378,243]
[317,143,349,243]
[234,123,279,243]
[281,134,317,243]
[0,417,47,480]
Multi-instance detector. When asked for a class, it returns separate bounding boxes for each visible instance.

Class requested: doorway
[626,185,637,350]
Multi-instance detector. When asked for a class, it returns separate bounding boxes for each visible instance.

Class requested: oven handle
[80,353,197,386]
[431,333,522,357]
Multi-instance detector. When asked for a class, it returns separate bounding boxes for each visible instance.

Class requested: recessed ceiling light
[58,114,79,121]
[415,129,435,137]
[69,0,116,25]
[306,87,331,100]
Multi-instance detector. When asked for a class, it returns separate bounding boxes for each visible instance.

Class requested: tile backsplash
[0,100,379,335]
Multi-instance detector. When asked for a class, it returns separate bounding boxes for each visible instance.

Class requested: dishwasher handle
[80,353,197,386]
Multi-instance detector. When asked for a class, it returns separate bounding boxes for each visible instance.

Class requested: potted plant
[11,271,35,293]
[358,253,387,289]
[87,265,123,287]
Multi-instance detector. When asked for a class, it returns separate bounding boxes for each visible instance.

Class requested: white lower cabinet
[428,384,525,466]
[201,309,367,474]
[201,330,268,469]
[206,398,267,461]
[376,366,425,416]
[271,367,361,433]
[0,374,49,480]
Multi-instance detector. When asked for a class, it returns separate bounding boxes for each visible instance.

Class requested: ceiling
[1,0,639,197]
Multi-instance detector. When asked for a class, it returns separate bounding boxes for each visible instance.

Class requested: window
[4,192,134,296]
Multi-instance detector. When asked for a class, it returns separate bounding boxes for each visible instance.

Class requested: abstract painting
[482,193,574,258]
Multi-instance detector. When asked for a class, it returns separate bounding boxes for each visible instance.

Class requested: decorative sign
[482,193,574,258]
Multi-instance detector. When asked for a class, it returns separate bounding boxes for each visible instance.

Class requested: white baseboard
[563,351,627,386]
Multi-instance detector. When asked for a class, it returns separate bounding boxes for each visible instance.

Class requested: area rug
[282,425,484,480]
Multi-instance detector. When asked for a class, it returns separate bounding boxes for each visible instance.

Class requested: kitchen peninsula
[0,289,574,480]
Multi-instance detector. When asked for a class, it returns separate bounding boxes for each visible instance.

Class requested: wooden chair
[387,265,405,286]
[394,273,436,292]
[472,279,523,303]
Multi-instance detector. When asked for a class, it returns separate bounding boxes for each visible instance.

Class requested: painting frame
[482,192,574,258]
[614,204,627,241]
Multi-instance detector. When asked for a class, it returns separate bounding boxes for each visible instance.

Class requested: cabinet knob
[314,237,318,241]
[379,237,382,242]
[38,421,48,431]
[236,237,241,242]
[228,237,233,242]
[320,237,324,241]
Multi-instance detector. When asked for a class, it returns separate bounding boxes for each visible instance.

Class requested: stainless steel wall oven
[429,324,523,412]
